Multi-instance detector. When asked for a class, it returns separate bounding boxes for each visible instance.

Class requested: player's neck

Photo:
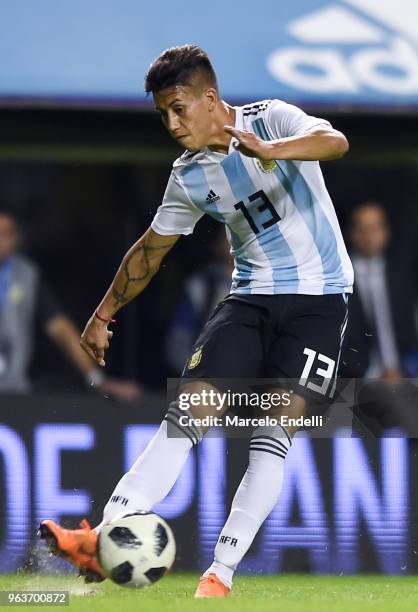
[206,101,235,155]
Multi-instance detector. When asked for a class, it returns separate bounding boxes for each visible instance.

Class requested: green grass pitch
[1,573,418,611]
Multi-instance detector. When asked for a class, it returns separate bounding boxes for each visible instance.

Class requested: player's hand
[224,125,272,160]
[80,314,113,367]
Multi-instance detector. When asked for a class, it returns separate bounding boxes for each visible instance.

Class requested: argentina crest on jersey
[257,159,276,173]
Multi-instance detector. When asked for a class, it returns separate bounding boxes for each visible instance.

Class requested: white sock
[204,424,291,588]
[96,403,202,531]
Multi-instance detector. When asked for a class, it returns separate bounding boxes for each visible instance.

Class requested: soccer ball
[97,511,176,588]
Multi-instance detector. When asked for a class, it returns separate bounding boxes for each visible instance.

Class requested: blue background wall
[2,0,418,108]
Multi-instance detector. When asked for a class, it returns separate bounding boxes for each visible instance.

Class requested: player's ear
[205,88,217,112]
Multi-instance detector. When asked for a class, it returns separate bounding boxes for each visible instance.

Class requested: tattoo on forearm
[112,238,176,308]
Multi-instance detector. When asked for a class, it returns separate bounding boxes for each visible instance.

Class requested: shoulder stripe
[243,100,272,117]
[252,118,270,141]
[242,99,271,110]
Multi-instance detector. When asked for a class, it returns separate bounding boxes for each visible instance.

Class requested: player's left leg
[196,394,305,597]
[197,293,349,597]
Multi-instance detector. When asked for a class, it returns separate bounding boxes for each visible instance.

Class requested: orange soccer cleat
[38,519,105,583]
[194,573,231,598]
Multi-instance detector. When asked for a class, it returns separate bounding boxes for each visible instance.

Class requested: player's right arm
[81,168,203,366]
[102,227,180,315]
[80,228,180,365]
[225,100,348,162]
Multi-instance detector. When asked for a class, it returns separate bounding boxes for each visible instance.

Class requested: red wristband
[95,310,116,324]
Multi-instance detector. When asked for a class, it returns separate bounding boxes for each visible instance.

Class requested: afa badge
[188,346,203,370]
[257,158,276,173]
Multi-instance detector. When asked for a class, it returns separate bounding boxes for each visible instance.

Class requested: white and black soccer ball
[97,511,176,588]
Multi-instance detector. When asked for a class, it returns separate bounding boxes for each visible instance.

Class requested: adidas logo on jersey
[206,189,221,204]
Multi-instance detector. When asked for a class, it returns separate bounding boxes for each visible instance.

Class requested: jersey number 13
[234,189,281,235]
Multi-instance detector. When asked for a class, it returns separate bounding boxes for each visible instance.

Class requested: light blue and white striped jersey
[152,99,354,295]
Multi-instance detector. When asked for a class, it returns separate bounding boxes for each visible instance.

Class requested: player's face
[350,206,390,258]
[0,215,18,262]
[154,86,214,150]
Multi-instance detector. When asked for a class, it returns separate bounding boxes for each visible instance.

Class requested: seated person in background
[342,201,417,380]
[0,209,141,400]
[341,201,418,435]
[165,227,233,374]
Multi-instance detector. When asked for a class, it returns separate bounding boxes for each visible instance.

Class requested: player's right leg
[38,519,105,583]
[38,390,210,581]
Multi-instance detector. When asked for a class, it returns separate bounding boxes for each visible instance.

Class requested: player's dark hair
[144,45,218,94]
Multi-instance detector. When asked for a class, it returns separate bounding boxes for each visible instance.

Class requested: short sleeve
[151,171,204,236]
[267,100,332,139]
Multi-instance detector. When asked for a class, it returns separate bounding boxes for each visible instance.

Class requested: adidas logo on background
[206,189,221,204]
[266,0,418,96]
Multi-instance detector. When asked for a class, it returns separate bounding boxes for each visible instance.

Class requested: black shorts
[181,293,349,402]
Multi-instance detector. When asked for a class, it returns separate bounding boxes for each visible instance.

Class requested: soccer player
[39,45,353,597]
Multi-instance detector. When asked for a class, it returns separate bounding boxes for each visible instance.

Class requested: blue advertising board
[0,396,414,575]
[1,0,418,109]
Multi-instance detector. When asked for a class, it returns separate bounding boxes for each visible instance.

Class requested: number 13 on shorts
[299,347,336,397]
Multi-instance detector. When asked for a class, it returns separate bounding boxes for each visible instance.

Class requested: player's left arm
[224,126,349,162]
